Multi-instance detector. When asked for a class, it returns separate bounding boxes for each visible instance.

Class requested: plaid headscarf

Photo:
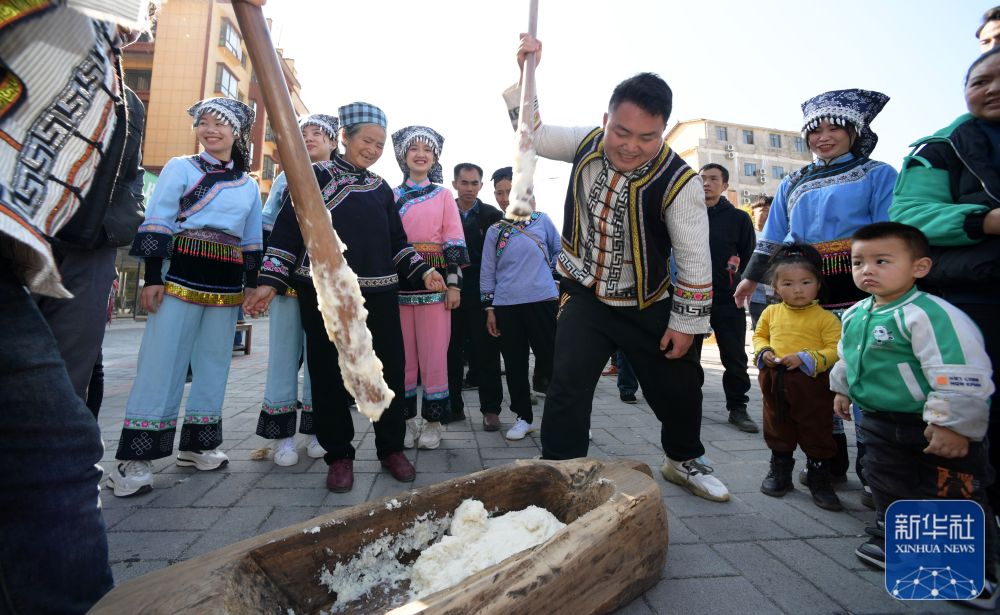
[338,102,387,130]
[298,113,339,141]
[187,97,256,172]
[800,89,889,158]
[391,125,445,183]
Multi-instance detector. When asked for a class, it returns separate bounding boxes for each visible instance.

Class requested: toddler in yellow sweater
[752,244,843,511]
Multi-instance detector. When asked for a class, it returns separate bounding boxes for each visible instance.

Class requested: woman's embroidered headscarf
[391,125,445,183]
[298,113,339,140]
[187,97,255,172]
[800,89,889,158]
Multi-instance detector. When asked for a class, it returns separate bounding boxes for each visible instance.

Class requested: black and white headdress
[187,97,256,172]
[800,89,889,158]
[391,125,445,183]
[298,113,340,141]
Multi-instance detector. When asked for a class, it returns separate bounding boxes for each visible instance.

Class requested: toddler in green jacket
[831,222,997,606]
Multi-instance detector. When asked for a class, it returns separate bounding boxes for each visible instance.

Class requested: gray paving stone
[114,506,227,531]
[662,543,738,579]
[665,513,700,545]
[737,492,841,538]
[683,513,794,543]
[111,559,174,584]
[180,506,273,558]
[643,576,779,614]
[714,541,841,614]
[760,539,910,613]
[145,472,226,507]
[256,506,324,535]
[237,487,329,507]
[107,530,202,562]
[191,473,265,507]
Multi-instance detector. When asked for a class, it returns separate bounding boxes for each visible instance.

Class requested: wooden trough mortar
[90,458,668,614]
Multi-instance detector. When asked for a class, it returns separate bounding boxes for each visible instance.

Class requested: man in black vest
[506,35,730,502]
[35,86,146,417]
[446,163,505,428]
[695,164,757,433]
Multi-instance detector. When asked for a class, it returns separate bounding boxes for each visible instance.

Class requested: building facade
[117,0,307,316]
[665,119,812,209]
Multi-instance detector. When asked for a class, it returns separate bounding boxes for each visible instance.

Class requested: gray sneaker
[661,458,731,502]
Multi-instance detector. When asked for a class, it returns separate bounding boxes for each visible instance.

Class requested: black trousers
[447,300,503,414]
[861,410,997,580]
[297,287,405,462]
[698,301,750,410]
[541,280,706,461]
[953,303,1000,513]
[495,300,557,423]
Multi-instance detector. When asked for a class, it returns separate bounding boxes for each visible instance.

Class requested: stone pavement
[96,317,966,614]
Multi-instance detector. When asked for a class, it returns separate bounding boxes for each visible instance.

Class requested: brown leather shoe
[326,459,353,493]
[482,412,501,432]
[381,452,416,482]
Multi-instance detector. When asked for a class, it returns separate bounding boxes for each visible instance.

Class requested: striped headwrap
[338,102,387,130]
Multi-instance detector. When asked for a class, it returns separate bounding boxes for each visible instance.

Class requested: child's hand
[779,353,803,370]
[923,424,970,459]
[424,270,446,292]
[761,350,779,367]
[833,394,853,421]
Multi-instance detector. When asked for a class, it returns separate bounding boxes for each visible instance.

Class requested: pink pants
[399,302,451,421]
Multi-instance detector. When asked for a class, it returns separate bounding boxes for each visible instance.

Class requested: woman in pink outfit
[391,126,469,450]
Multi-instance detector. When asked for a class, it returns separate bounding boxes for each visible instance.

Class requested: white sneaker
[404,418,421,449]
[107,460,153,497]
[306,434,326,459]
[660,458,730,502]
[273,437,298,466]
[505,419,534,441]
[418,421,442,450]
[176,449,229,471]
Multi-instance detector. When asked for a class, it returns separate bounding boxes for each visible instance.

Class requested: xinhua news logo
[885,500,985,601]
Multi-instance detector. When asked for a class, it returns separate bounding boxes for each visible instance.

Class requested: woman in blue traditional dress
[733,89,896,501]
[109,97,263,497]
[254,113,339,466]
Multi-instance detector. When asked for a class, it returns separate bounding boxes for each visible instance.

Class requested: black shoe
[966,580,999,610]
[760,453,795,497]
[620,392,638,404]
[855,524,885,570]
[798,467,847,486]
[806,458,843,511]
[728,407,759,433]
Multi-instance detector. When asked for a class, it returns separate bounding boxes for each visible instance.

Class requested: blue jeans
[616,350,638,396]
[0,268,113,613]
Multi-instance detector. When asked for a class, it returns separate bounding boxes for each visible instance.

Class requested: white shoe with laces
[176,449,229,471]
[660,458,731,502]
[107,459,153,497]
[306,434,326,459]
[505,419,534,441]
[273,437,298,466]
[418,421,442,450]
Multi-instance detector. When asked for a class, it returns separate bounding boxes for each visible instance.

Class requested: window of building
[772,166,785,180]
[215,64,239,99]
[262,155,275,181]
[716,126,728,141]
[124,69,151,92]
[769,134,782,148]
[794,136,807,153]
[219,19,243,62]
[744,163,757,177]
[264,120,275,142]
[742,129,754,145]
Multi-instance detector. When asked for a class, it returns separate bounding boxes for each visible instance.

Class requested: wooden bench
[235,322,252,355]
